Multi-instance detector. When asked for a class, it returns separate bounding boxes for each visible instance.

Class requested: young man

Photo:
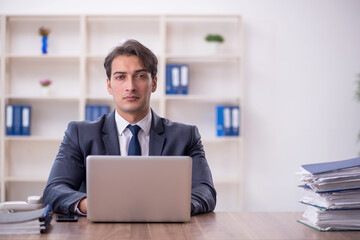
[43,39,216,216]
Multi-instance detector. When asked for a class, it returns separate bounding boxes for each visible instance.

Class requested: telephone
[0,196,43,212]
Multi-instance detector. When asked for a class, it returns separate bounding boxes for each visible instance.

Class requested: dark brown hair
[104,39,158,80]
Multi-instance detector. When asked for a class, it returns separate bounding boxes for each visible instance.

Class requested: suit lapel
[102,110,120,155]
[149,109,165,156]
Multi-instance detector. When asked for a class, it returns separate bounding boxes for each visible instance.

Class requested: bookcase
[0,15,243,211]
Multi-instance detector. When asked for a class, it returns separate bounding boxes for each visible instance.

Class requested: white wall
[1,0,360,211]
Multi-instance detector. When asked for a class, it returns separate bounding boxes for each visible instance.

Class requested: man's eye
[115,75,125,80]
[137,74,148,79]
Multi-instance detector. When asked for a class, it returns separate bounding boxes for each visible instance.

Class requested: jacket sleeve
[42,122,87,214]
[189,126,217,215]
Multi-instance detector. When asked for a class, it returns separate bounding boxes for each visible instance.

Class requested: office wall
[1,0,360,211]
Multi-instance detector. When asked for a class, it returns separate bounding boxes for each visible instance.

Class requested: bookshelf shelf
[4,136,62,141]
[5,176,48,183]
[0,14,243,212]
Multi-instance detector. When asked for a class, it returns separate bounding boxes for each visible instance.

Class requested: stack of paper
[0,205,52,235]
[297,157,360,231]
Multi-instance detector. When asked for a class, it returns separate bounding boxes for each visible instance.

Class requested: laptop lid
[86,155,192,222]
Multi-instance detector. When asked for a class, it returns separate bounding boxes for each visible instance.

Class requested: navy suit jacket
[43,110,216,215]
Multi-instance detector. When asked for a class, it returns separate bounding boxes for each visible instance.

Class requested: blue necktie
[127,125,141,156]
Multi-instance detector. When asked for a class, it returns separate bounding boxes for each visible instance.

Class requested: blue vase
[42,36,48,54]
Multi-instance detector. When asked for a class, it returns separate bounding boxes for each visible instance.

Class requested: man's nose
[126,78,136,92]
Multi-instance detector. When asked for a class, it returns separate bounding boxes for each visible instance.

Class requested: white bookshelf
[0,14,243,211]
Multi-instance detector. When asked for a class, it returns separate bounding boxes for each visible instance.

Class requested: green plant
[205,34,224,43]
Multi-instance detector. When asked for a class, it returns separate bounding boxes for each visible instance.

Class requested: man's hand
[79,198,87,214]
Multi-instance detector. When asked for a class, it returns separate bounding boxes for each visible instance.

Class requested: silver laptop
[86,155,192,222]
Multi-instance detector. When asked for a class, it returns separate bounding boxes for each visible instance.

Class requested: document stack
[297,157,360,231]
[0,205,52,235]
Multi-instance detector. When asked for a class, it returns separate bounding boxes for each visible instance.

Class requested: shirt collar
[115,110,152,136]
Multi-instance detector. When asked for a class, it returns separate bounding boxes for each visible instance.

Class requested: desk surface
[3,212,360,239]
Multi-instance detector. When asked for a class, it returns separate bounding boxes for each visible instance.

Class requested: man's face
[107,55,157,121]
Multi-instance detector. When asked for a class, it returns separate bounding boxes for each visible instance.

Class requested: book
[0,205,53,235]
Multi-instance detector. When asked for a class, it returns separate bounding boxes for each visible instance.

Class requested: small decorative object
[39,27,50,55]
[39,79,52,96]
[205,34,225,54]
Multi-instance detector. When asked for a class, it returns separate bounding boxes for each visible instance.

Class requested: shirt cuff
[73,199,87,216]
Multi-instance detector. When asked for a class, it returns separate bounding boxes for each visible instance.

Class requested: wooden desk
[2,212,360,239]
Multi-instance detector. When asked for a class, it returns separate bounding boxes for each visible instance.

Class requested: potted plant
[205,34,225,54]
[39,79,52,96]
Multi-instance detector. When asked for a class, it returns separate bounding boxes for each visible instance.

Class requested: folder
[166,64,189,95]
[180,64,189,94]
[231,106,240,136]
[86,105,110,121]
[91,105,100,121]
[166,64,180,94]
[301,157,360,175]
[13,105,23,135]
[6,105,14,135]
[299,157,360,193]
[21,106,31,136]
[0,204,53,234]
[216,105,231,136]
[100,105,110,116]
[297,205,360,231]
[298,157,360,231]
[85,105,93,121]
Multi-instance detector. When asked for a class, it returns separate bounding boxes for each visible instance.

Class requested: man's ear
[152,76,158,93]
[107,78,112,95]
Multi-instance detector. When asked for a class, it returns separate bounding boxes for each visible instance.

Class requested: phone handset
[0,196,43,212]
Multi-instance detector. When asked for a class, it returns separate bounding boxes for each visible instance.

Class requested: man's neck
[117,109,150,124]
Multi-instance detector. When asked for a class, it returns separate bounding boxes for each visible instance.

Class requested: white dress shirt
[74,110,152,215]
[115,110,152,156]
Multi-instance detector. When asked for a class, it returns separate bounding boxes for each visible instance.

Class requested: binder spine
[6,105,14,135]
[85,105,93,121]
[86,104,110,121]
[216,106,225,136]
[231,106,240,136]
[216,105,240,137]
[180,64,189,94]
[166,64,189,95]
[13,105,23,135]
[21,106,31,136]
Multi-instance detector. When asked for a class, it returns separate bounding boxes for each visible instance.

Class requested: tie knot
[128,124,141,136]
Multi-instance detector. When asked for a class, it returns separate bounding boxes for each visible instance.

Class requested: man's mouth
[124,95,140,101]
